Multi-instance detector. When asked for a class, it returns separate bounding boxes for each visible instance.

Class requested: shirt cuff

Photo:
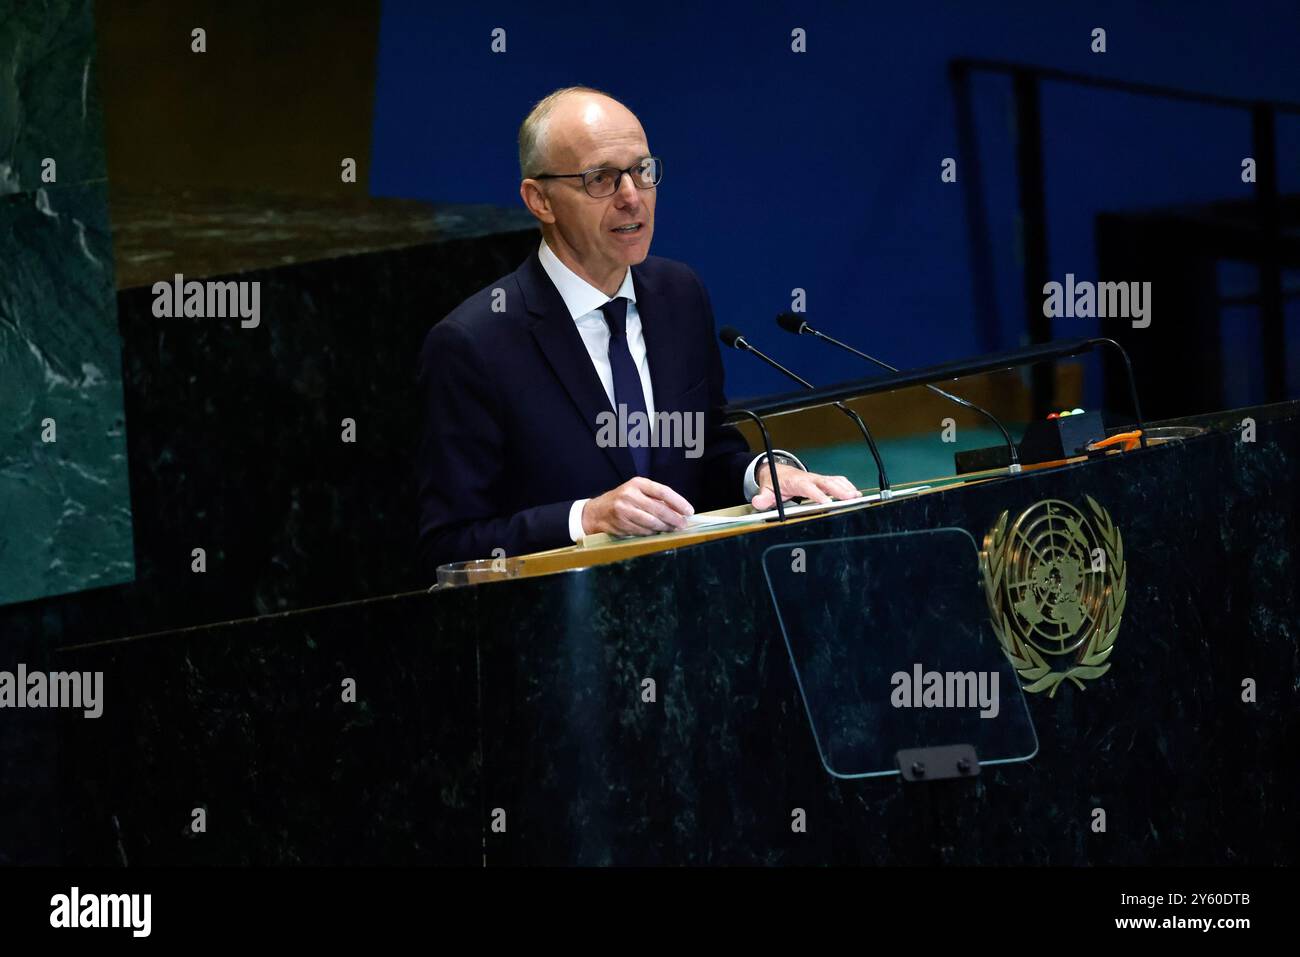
[743,450,806,502]
[568,498,589,543]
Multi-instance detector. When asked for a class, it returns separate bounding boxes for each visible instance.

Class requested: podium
[57,398,1300,865]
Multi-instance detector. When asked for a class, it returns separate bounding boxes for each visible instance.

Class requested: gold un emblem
[980,496,1127,696]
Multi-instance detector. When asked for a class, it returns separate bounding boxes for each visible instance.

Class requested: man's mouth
[610,222,643,234]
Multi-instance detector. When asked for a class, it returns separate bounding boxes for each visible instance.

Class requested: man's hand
[751,462,858,511]
[582,477,695,537]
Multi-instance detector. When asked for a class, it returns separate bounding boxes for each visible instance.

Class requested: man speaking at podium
[416,87,857,571]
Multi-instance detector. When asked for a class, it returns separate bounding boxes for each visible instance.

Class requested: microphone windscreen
[718,325,745,349]
[776,312,807,335]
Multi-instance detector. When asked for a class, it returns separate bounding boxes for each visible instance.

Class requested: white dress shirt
[536,240,802,542]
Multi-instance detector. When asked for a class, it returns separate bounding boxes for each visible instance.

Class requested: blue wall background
[369,0,1300,405]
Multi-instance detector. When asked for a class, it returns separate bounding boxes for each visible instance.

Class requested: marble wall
[0,208,539,862]
[0,0,135,608]
[0,0,131,866]
[0,0,545,862]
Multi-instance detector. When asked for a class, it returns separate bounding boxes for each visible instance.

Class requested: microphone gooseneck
[719,327,891,495]
[776,313,1021,473]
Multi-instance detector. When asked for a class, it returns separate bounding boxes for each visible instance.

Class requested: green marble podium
[57,400,1299,865]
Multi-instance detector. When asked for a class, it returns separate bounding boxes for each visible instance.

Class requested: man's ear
[520,179,555,224]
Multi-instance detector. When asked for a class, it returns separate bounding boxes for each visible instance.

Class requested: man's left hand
[751,463,859,511]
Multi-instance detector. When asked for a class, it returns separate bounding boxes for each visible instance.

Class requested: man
[416,86,857,572]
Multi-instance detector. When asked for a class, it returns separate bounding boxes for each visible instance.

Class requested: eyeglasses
[535,156,663,198]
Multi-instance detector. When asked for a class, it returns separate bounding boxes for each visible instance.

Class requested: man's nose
[613,171,641,206]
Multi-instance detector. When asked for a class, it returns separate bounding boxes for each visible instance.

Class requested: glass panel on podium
[761,528,1038,779]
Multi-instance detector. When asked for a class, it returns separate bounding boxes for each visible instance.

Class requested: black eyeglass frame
[534,156,663,197]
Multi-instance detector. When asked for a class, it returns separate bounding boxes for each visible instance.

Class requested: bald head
[518,87,646,180]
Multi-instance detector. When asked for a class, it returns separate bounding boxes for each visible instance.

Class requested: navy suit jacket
[416,248,755,572]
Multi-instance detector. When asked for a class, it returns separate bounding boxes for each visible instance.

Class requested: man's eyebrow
[587,154,649,169]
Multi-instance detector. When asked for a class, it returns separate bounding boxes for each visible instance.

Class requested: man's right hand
[581,478,695,537]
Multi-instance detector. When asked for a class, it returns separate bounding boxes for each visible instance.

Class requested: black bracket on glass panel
[897,744,981,783]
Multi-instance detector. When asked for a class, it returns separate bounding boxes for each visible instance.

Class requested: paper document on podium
[685,487,930,529]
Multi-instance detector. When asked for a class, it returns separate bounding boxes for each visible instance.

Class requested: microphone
[719,325,892,496]
[776,313,1021,473]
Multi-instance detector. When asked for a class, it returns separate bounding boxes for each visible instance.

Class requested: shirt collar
[538,239,637,322]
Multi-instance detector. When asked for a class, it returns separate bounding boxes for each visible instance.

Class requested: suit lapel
[631,265,686,409]
[631,265,688,477]
[520,251,637,482]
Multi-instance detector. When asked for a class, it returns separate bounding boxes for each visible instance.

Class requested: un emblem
[980,496,1127,696]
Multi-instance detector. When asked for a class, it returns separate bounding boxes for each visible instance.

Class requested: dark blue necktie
[600,296,650,476]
